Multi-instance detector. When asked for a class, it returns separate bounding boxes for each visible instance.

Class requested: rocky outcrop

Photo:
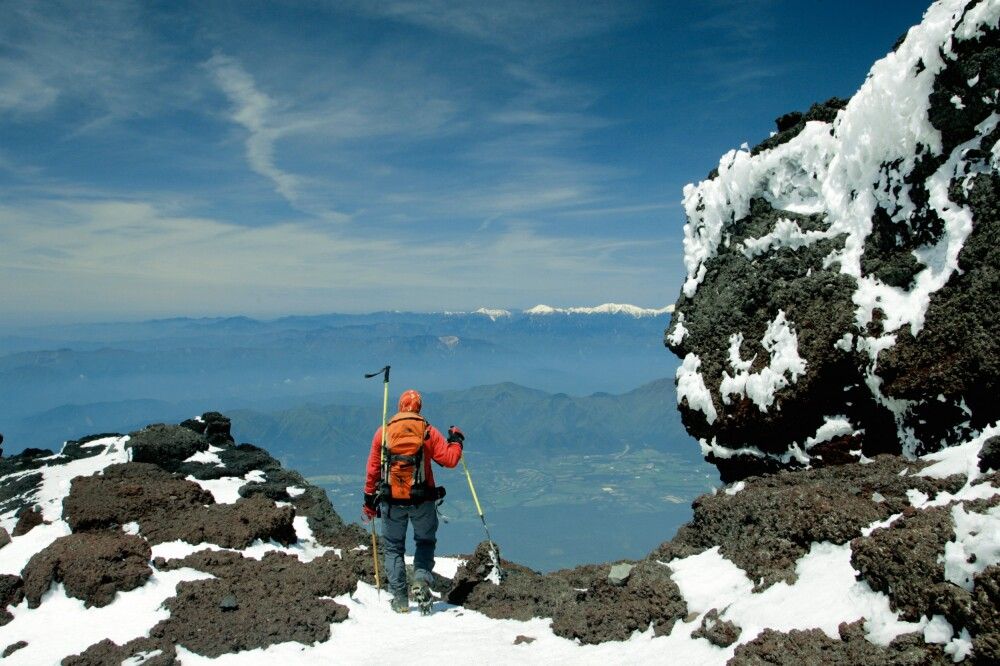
[691,608,740,648]
[447,541,687,644]
[0,574,24,625]
[11,505,44,537]
[63,637,176,666]
[21,532,152,608]
[650,455,963,587]
[666,1,1000,481]
[148,549,353,657]
[126,423,209,472]
[729,622,944,665]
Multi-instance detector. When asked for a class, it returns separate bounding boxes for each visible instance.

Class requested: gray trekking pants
[381,501,438,597]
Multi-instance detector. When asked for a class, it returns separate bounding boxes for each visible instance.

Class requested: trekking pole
[364,365,391,599]
[460,454,505,580]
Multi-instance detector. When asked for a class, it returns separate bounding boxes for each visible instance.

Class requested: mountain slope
[0,414,997,663]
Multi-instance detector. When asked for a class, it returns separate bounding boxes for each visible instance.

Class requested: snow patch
[524,303,673,317]
[666,311,688,346]
[676,354,718,424]
[719,311,807,411]
[186,470,267,504]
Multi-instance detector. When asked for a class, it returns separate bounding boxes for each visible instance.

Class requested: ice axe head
[364,365,390,381]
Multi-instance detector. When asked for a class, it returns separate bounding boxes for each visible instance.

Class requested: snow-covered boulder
[667,0,1000,481]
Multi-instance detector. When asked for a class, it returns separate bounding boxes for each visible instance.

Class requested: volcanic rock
[0,574,24,625]
[447,541,574,622]
[728,622,943,665]
[550,559,686,643]
[651,455,963,587]
[12,505,44,537]
[691,608,740,648]
[21,531,152,608]
[666,11,1000,481]
[62,462,297,548]
[2,641,28,658]
[150,549,353,657]
[63,637,176,666]
[63,462,214,532]
[126,424,209,472]
[980,436,1000,473]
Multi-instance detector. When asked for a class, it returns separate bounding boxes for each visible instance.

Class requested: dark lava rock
[980,436,1000,473]
[667,14,1000,481]
[2,641,28,658]
[126,424,209,471]
[63,637,176,666]
[174,442,281,481]
[752,97,848,156]
[851,505,957,622]
[12,505,44,537]
[180,412,235,448]
[728,621,944,665]
[513,635,536,645]
[63,462,296,548]
[0,526,10,548]
[447,542,577,623]
[63,462,214,532]
[21,531,151,608]
[550,559,686,644]
[151,549,353,657]
[691,608,740,647]
[142,494,297,549]
[449,542,686,644]
[0,574,24,625]
[651,456,963,588]
[970,564,1000,665]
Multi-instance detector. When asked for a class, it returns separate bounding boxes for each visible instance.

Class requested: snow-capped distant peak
[473,308,512,321]
[524,303,675,317]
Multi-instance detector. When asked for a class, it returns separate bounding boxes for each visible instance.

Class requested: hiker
[362,389,464,613]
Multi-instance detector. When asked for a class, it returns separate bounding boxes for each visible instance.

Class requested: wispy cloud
[0,196,670,318]
[689,0,782,98]
[0,1,195,125]
[341,0,639,51]
[204,53,350,222]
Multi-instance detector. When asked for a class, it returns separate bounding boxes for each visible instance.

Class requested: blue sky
[0,0,928,324]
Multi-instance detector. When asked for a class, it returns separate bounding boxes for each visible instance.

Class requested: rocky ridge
[0,414,996,663]
[666,0,1000,481]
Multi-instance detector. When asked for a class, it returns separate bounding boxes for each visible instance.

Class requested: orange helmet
[398,389,422,413]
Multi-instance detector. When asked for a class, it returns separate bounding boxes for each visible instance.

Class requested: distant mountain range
[227,378,692,477]
[2,377,692,468]
[0,305,680,440]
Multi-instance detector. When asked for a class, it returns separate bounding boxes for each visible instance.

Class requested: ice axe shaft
[364,365,391,598]
[460,454,504,579]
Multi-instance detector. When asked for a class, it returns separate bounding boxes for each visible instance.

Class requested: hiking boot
[390,593,409,614]
[410,579,432,616]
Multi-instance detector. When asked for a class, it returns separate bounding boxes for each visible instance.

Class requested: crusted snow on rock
[719,311,807,411]
[676,0,1000,466]
[803,416,857,451]
[666,311,688,345]
[186,470,267,504]
[741,218,835,258]
[676,354,718,424]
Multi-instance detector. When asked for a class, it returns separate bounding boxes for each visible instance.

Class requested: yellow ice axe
[364,365,391,598]
[460,452,505,580]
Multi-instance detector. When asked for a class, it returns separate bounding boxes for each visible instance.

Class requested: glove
[447,425,465,445]
[362,492,379,521]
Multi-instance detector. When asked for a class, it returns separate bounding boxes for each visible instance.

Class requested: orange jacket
[364,417,462,496]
